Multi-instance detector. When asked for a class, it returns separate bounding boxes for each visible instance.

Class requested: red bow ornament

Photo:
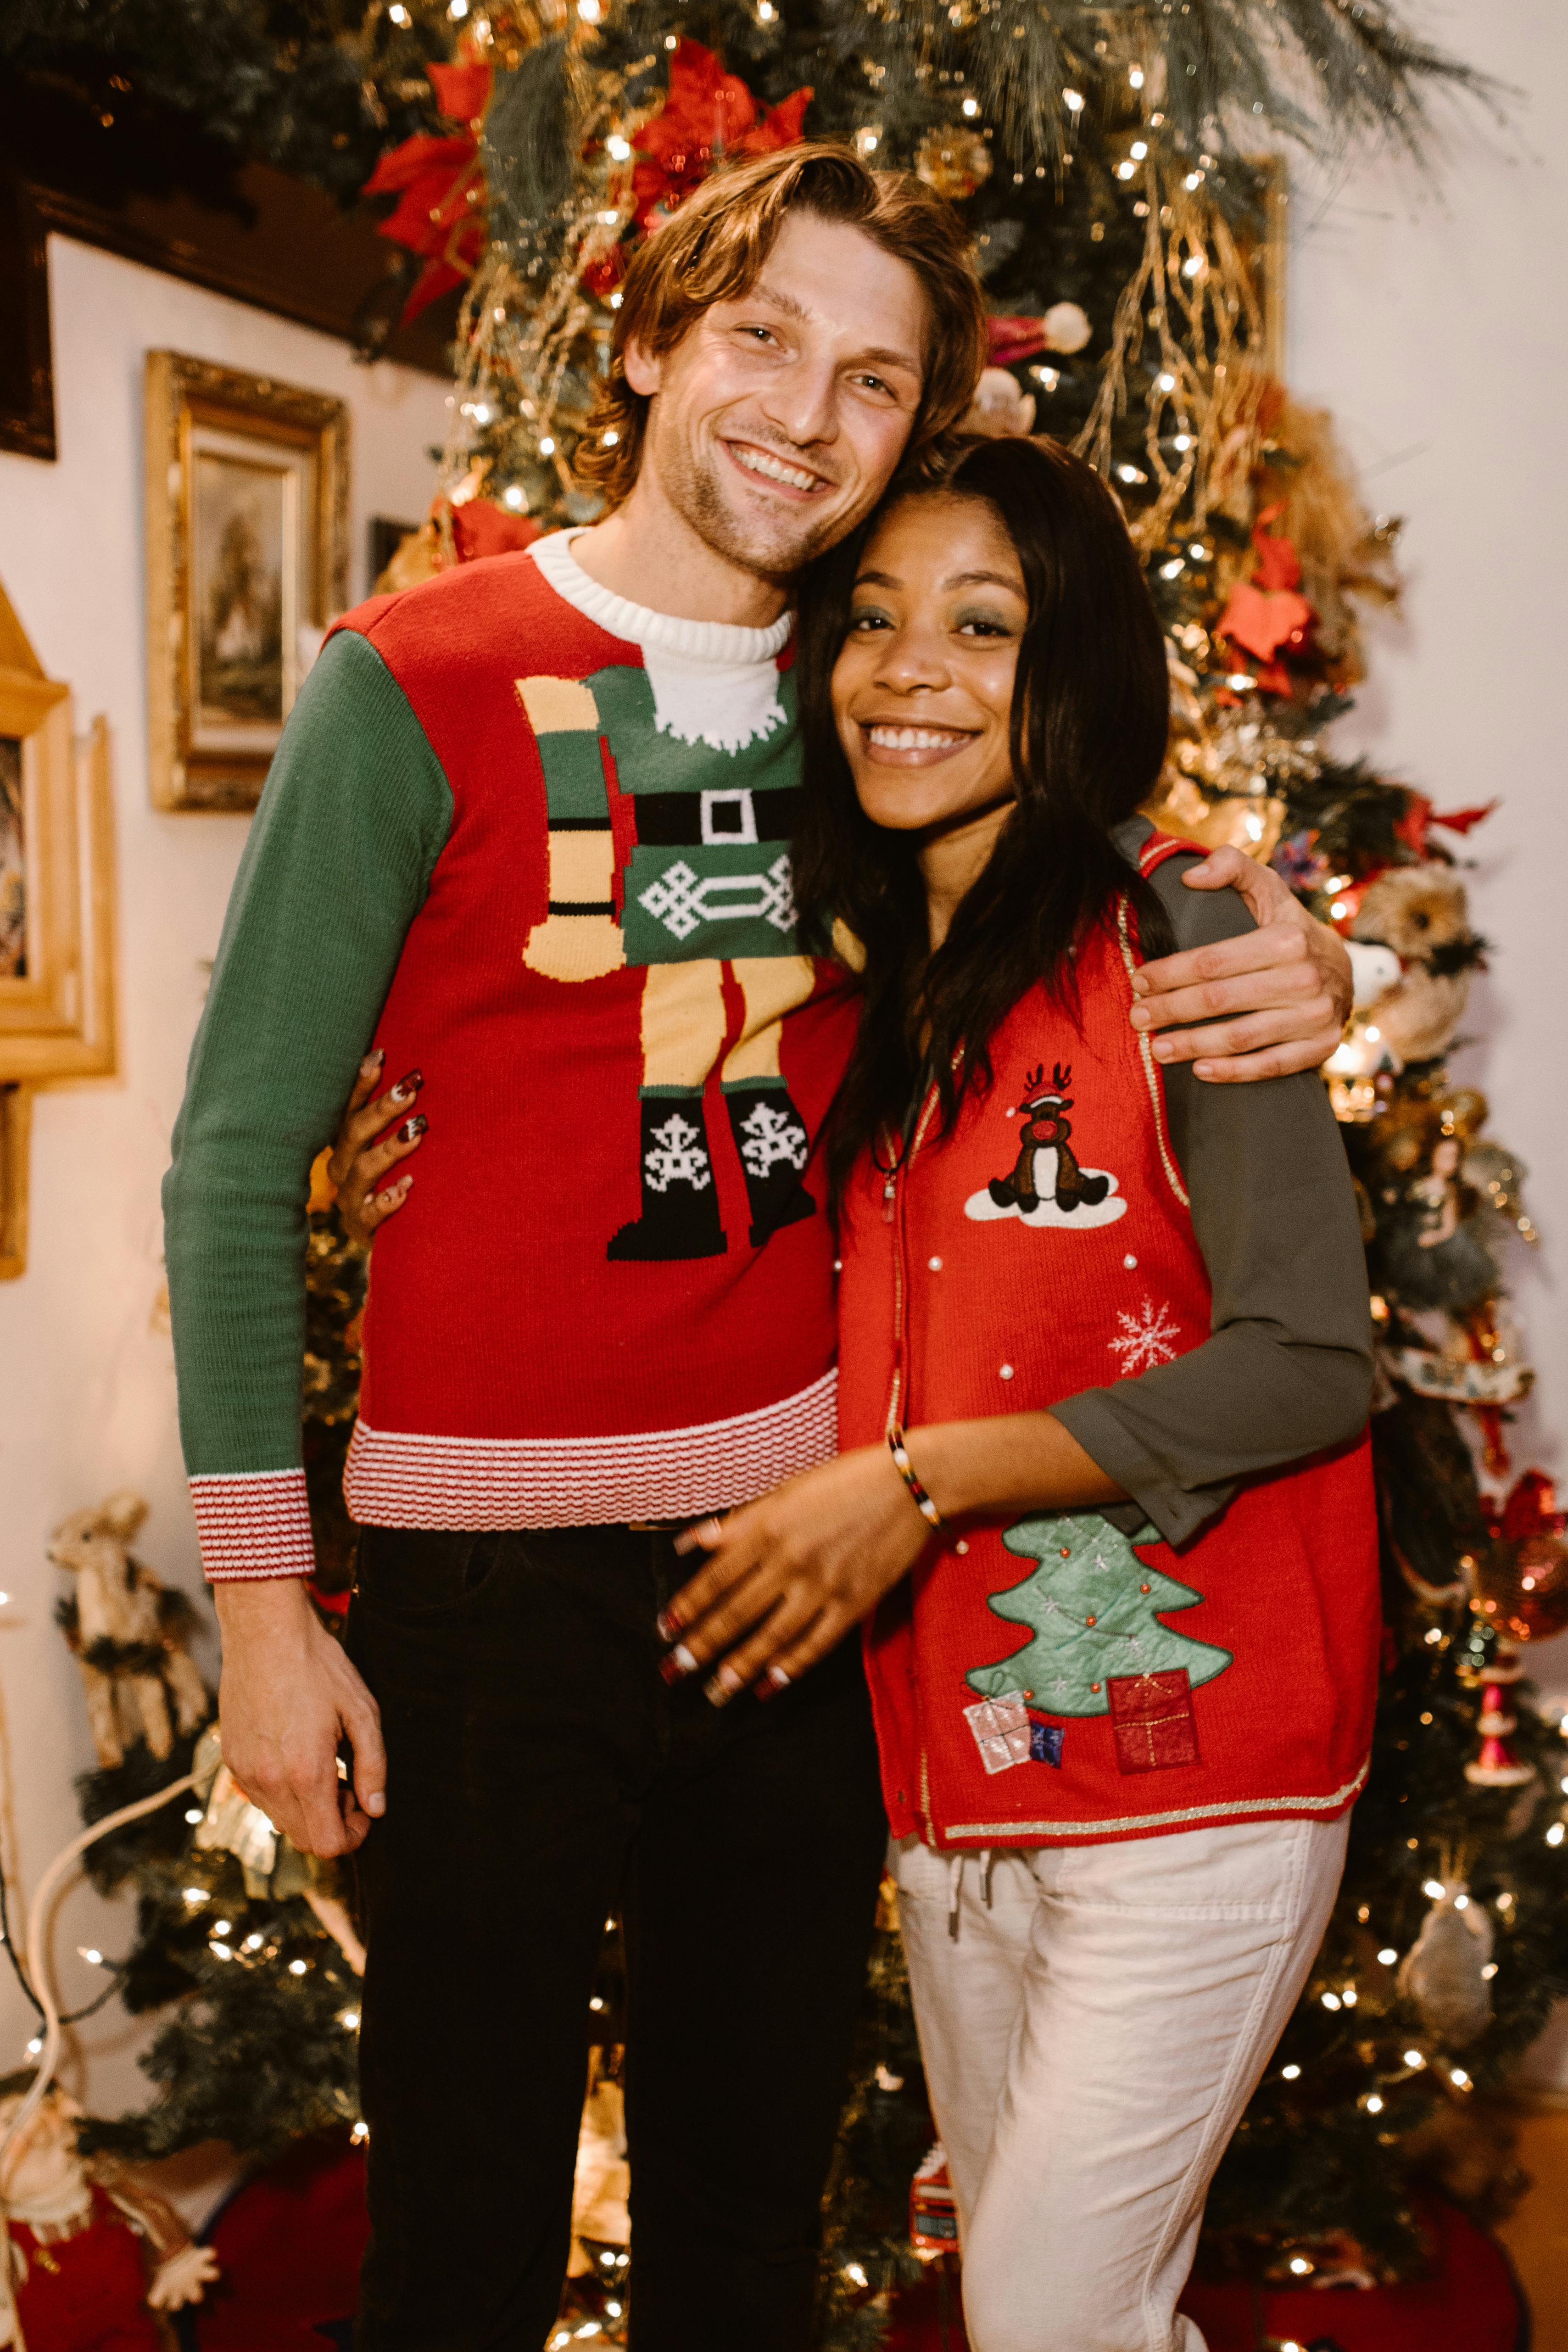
[632,41,811,233]
[1215,503,1316,682]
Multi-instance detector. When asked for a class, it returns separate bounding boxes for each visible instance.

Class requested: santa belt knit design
[340,1371,839,1530]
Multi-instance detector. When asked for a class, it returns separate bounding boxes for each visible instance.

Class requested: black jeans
[347,1522,888,2352]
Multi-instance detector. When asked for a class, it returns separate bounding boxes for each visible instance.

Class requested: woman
[656,436,1379,2352]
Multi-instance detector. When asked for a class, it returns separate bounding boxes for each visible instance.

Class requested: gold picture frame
[0,580,115,1088]
[145,351,349,811]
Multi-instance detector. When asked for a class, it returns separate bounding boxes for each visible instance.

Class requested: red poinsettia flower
[1216,503,1315,670]
[365,60,494,320]
[632,41,812,233]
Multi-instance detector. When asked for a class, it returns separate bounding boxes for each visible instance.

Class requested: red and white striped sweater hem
[342,1371,839,1530]
[190,1468,316,1582]
[189,1375,840,1578]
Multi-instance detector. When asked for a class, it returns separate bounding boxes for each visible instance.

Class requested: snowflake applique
[644,1112,712,1195]
[1108,1297,1181,1375]
[738,1099,808,1179]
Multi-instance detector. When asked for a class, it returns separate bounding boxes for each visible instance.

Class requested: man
[164,144,1352,2350]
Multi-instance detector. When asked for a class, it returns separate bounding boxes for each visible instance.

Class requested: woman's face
[831,492,1027,837]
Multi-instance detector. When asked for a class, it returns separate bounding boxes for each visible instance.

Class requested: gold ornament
[915,125,992,202]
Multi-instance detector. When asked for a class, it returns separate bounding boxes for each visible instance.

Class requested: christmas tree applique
[965,1512,1233,1741]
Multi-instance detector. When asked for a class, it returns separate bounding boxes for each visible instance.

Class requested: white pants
[892,1813,1350,2352]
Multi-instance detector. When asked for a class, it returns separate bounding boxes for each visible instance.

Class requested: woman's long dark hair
[792,433,1174,1199]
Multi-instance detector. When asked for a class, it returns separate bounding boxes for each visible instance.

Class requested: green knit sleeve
[163,628,452,1485]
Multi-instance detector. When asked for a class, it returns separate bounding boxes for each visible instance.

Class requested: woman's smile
[859,720,981,765]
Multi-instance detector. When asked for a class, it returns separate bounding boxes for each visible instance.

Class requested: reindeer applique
[988,1064,1111,1217]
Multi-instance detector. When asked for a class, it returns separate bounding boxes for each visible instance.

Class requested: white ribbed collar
[529,527,793,667]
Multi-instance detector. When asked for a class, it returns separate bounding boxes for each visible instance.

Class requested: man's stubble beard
[653,413,855,590]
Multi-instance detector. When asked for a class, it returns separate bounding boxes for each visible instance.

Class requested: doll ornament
[0,2074,218,2348]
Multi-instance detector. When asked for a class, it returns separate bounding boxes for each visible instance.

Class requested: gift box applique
[1029,1718,1065,1767]
[963,1690,1033,1774]
[1106,1667,1199,1773]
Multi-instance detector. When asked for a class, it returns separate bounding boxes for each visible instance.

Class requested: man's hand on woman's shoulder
[1131,844,1351,1084]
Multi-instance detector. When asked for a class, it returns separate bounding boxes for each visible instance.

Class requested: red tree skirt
[885,2201,1527,2352]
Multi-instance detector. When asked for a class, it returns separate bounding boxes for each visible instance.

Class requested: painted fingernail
[756,1665,791,1702]
[703,1672,737,1708]
[396,1114,427,1143]
[360,1050,385,1078]
[655,1607,682,1642]
[390,1069,424,1103]
[659,1643,698,1684]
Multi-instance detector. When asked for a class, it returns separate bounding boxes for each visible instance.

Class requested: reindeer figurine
[49,1493,210,1768]
[988,1064,1110,1218]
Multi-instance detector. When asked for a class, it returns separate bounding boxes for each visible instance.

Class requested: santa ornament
[0,2073,218,2349]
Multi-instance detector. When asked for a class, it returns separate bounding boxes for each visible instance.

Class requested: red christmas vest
[840,835,1380,1847]
[324,550,858,1528]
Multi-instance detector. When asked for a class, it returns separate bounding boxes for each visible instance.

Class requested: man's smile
[721,437,832,499]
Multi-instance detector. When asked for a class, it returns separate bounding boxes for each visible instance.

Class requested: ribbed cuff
[1052,1390,1233,1550]
[190,1469,316,1582]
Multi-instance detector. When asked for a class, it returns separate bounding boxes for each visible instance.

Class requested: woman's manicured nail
[390,1069,424,1103]
[659,1643,698,1684]
[705,1663,743,1705]
[757,1665,791,1701]
[396,1113,427,1144]
[656,1607,682,1642]
[360,1050,385,1079]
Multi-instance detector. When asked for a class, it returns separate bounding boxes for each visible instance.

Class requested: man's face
[625,210,930,583]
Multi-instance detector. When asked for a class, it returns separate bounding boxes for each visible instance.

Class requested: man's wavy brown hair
[575,143,987,510]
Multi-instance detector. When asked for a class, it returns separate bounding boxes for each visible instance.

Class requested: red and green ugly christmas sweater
[164,532,1377,1586]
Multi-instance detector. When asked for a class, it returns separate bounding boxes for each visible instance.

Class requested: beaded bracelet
[888,1427,943,1528]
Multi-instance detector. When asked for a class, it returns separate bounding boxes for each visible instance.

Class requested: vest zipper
[882,1083,941,1441]
[882,1078,942,1848]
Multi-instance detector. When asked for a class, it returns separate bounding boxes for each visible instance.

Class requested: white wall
[0,235,450,2113]
[1287,0,1568,1730]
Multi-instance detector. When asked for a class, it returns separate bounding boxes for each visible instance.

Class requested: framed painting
[145,351,349,810]
[0,578,115,1088]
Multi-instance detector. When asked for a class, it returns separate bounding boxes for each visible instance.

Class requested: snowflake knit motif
[1107,1297,1182,1375]
[738,1099,808,1179]
[643,1111,713,1194]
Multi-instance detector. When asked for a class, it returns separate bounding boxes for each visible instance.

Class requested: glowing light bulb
[290,1959,308,1977]
[1367,2094,1384,2113]
[1130,140,1148,159]
[1451,2067,1470,2087]
[1117,161,1135,180]
[1403,2049,1425,2069]
[1321,1990,1341,2010]
[1423,1879,1445,1899]
[602,428,619,446]
[182,1888,206,1907]
[1128,65,1145,87]
[184,1807,203,1824]
[962,96,979,116]
[1289,2258,1311,2275]
[1548,1822,1565,1847]
[1063,89,1085,112]
[578,0,603,20]
[1281,2064,1301,2080]
[1156,371,1176,392]
[78,1947,103,1967]
[503,485,525,509]
[1378,1948,1398,1966]
[607,134,632,160]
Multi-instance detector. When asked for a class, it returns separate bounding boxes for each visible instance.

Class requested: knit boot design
[608,1094,728,1262]
[725,1082,816,1251]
